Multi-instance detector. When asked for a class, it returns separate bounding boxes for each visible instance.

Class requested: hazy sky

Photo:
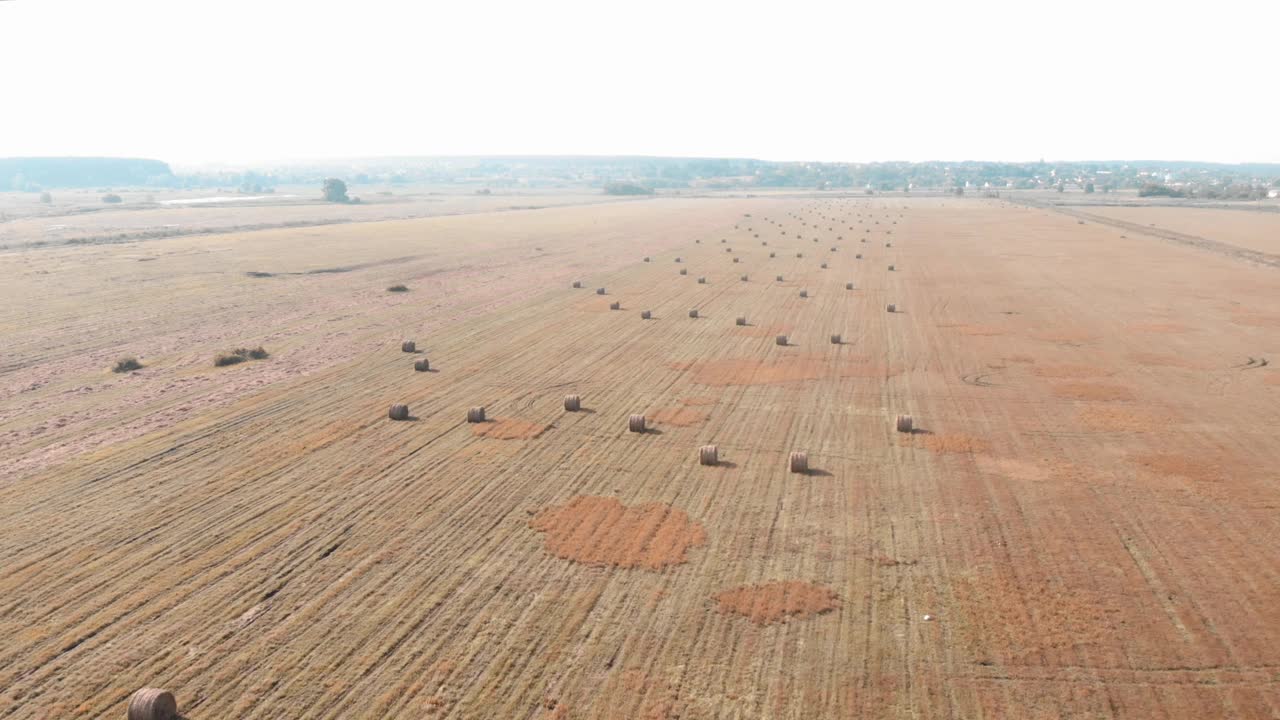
[2,0,1277,166]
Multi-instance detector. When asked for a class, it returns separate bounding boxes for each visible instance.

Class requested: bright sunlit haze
[1,0,1278,164]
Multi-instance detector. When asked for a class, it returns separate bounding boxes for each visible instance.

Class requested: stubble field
[1,195,1278,718]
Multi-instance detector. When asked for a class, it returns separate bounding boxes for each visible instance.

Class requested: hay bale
[414,358,430,372]
[776,335,788,346]
[888,265,895,271]
[699,445,719,466]
[640,310,652,319]
[845,282,854,290]
[886,242,892,247]
[799,290,808,298]
[128,688,177,720]
[733,257,740,263]
[820,262,828,269]
[831,247,837,252]
[628,414,647,433]
[887,303,897,313]
[401,340,416,353]
[697,276,707,284]
[609,301,621,310]
[830,334,841,344]
[467,406,486,423]
[740,274,748,281]
[736,316,747,326]
[596,287,606,295]
[564,394,581,412]
[761,240,767,245]
[725,247,732,253]
[689,309,699,318]
[675,257,683,262]
[769,252,776,258]
[789,451,809,474]
[855,253,862,259]
[796,252,803,258]
[721,238,727,243]
[572,281,582,288]
[643,256,650,262]
[389,404,410,421]
[776,274,784,281]
[896,414,914,433]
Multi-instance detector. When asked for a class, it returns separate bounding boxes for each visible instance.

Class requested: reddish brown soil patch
[1031,364,1114,379]
[1051,382,1135,401]
[1230,314,1280,328]
[713,581,839,625]
[975,456,1049,481]
[1133,453,1225,483]
[1076,406,1165,432]
[1128,352,1208,369]
[906,433,992,455]
[529,496,707,570]
[679,396,718,406]
[1265,373,1280,387]
[1031,328,1095,344]
[1126,322,1194,334]
[688,356,887,386]
[649,407,710,427]
[472,418,549,440]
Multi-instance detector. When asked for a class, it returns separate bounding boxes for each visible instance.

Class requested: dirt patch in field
[732,323,792,339]
[1076,406,1167,432]
[649,407,710,427]
[473,418,549,440]
[974,456,1049,482]
[1133,453,1226,483]
[1004,354,1035,364]
[943,323,1005,336]
[1230,314,1280,328]
[1128,352,1209,370]
[679,396,718,406]
[1030,328,1095,344]
[713,581,839,625]
[905,433,992,455]
[1031,364,1115,379]
[1051,382,1135,402]
[1266,373,1280,386]
[529,496,707,570]
[1127,322,1194,334]
[688,356,888,386]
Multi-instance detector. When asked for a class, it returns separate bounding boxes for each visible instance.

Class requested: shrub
[213,353,247,367]
[102,193,123,204]
[214,346,269,366]
[1138,183,1185,198]
[603,182,654,196]
[246,346,269,359]
[387,284,409,292]
[112,356,142,373]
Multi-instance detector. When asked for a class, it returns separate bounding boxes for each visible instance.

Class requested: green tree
[1084,182,1095,193]
[322,178,350,203]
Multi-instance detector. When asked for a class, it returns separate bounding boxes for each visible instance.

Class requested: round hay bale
[609,301,621,310]
[796,252,803,258]
[721,238,727,243]
[820,262,828,269]
[640,309,652,319]
[389,404,410,421]
[888,265,895,271]
[887,303,897,313]
[697,276,707,284]
[776,274,783,281]
[855,253,862,259]
[564,394,581,412]
[596,287,606,295]
[643,256,651,262]
[128,688,177,720]
[401,340,416,353]
[799,290,808,298]
[572,280,583,288]
[740,274,748,281]
[628,414,647,433]
[736,316,747,326]
[467,406,486,423]
[769,252,776,257]
[689,309,699,318]
[699,445,719,466]
[733,257,740,263]
[896,414,914,433]
[789,451,809,474]
[830,334,841,344]
[725,247,732,253]
[831,247,837,252]
[845,282,854,290]
[761,240,767,245]
[680,268,688,275]
[776,335,788,346]
[675,257,683,262]
[414,358,430,372]
[886,242,892,247]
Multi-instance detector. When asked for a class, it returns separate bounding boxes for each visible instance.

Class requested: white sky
[1,0,1277,166]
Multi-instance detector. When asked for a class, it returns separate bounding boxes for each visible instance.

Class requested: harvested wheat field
[3,195,1280,719]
